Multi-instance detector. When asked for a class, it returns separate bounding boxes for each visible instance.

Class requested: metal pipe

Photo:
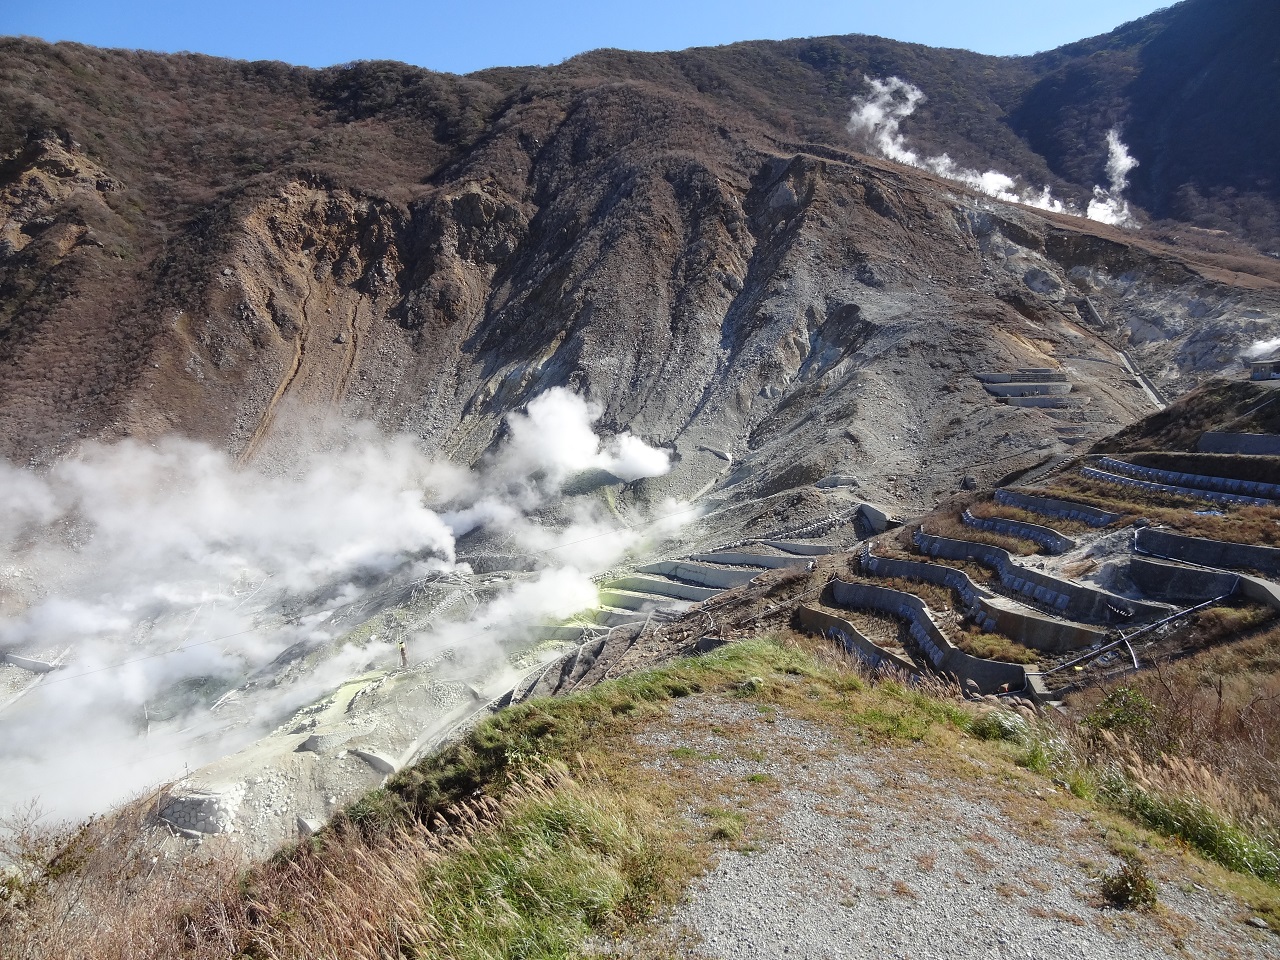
[1035,592,1231,678]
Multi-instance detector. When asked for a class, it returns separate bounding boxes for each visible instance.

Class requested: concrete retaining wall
[795,605,918,675]
[976,371,1069,383]
[861,549,1105,653]
[1128,555,1280,612]
[159,785,245,835]
[1136,527,1280,578]
[1197,433,1280,456]
[1095,457,1280,501]
[984,382,1072,397]
[1128,556,1241,603]
[689,552,811,569]
[1003,397,1075,408]
[606,575,720,602]
[597,589,666,612]
[1080,466,1276,508]
[914,529,1170,624]
[857,502,896,533]
[638,561,759,589]
[829,579,1032,696]
[962,508,1076,554]
[995,489,1122,527]
[1239,575,1280,611]
[975,596,1106,653]
[3,653,58,673]
[862,548,987,607]
[761,540,837,556]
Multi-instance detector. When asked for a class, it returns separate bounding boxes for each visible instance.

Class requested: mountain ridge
[0,0,1277,507]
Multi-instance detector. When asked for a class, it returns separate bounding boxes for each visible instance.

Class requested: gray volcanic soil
[605,696,1276,960]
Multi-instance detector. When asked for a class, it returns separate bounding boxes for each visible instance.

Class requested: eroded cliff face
[1,46,1278,526]
[82,136,1280,525]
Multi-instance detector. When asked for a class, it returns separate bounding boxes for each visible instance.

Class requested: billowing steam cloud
[497,389,672,485]
[847,76,1064,213]
[0,388,676,820]
[847,76,1140,227]
[1244,337,1280,360]
[1086,129,1140,228]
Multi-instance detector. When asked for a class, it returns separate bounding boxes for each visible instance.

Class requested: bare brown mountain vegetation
[0,0,1278,503]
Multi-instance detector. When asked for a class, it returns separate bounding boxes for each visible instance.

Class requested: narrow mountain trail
[606,695,1277,960]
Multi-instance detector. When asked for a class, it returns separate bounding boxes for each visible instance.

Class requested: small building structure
[1250,349,1280,380]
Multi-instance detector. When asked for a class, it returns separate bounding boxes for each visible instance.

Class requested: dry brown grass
[972,609,1280,886]
[954,628,1040,665]
[967,500,1093,537]
[871,575,955,613]
[924,513,1039,556]
[1068,630,1280,817]
[1043,473,1280,547]
[0,795,241,960]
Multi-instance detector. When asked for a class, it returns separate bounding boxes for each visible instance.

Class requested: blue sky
[3,1,1173,74]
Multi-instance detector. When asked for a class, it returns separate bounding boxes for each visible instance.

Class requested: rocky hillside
[0,0,1278,520]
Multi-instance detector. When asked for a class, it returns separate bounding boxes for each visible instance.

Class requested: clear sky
[2,1,1175,74]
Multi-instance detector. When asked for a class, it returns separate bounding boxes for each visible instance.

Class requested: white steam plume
[847,76,1141,228]
[496,389,672,485]
[847,75,1065,213]
[0,387,677,821]
[1244,337,1280,360]
[845,75,926,169]
[1086,129,1140,228]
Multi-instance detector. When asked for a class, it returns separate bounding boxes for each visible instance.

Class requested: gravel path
[603,697,1276,960]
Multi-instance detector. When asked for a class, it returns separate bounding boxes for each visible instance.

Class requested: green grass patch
[854,706,931,742]
[416,779,683,960]
[1101,777,1280,883]
[970,710,1028,743]
[955,629,1040,665]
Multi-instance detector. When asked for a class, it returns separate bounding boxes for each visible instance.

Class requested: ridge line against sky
[4,0,1174,76]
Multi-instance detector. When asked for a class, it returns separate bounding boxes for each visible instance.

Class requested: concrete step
[605,575,720,602]
[688,551,812,570]
[595,589,689,614]
[638,560,759,589]
[583,606,648,627]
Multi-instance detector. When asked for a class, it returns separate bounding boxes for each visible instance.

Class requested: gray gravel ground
[598,697,1277,960]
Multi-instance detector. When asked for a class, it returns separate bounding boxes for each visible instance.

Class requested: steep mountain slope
[1,4,1279,519]
[1012,0,1280,238]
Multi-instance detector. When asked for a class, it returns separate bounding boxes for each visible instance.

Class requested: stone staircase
[519,540,830,696]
